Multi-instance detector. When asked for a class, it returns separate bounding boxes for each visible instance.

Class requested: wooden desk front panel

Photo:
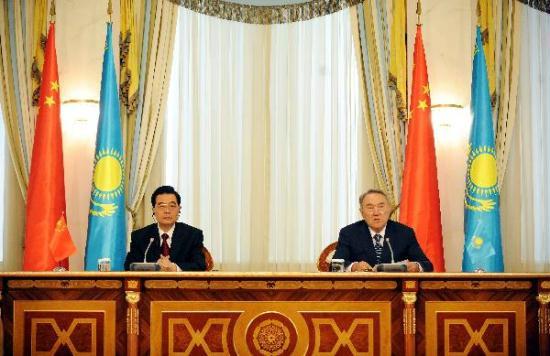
[1,278,126,355]
[142,278,401,355]
[1,272,548,356]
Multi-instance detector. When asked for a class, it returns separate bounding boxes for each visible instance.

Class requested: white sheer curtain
[502,4,550,271]
[0,110,5,261]
[165,8,370,271]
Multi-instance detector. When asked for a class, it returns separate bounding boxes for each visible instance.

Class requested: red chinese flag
[23,22,76,271]
[400,25,445,271]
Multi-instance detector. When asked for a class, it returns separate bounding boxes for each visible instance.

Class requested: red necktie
[161,233,170,257]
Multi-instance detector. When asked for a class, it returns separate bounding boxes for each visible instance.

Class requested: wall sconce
[430,103,464,127]
[61,99,99,123]
[61,99,100,140]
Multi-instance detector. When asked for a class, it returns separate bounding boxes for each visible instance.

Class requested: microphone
[385,236,395,263]
[373,235,406,272]
[143,237,155,263]
[129,237,160,271]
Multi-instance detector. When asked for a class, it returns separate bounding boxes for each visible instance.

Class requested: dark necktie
[374,234,383,264]
[161,233,170,257]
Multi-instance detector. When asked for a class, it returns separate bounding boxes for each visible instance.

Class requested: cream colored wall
[407,0,477,271]
[56,1,120,270]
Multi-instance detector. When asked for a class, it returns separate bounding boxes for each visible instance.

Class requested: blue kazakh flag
[85,23,127,271]
[463,27,503,272]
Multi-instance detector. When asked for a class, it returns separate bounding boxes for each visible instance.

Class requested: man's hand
[157,256,177,272]
[351,261,372,272]
[406,261,420,272]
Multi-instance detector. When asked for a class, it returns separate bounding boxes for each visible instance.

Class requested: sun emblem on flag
[472,236,484,249]
[92,148,124,200]
[465,144,498,212]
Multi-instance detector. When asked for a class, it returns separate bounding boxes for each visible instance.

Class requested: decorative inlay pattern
[425,301,526,355]
[8,279,121,289]
[248,312,296,355]
[150,301,391,355]
[13,300,116,355]
[421,280,531,290]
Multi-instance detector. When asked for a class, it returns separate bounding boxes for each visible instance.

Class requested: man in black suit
[333,189,433,272]
[124,186,206,271]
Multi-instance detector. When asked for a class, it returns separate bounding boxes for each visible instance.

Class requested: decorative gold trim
[126,291,141,305]
[8,280,34,289]
[402,292,417,305]
[209,281,241,289]
[421,280,529,290]
[274,281,303,289]
[364,281,398,289]
[144,280,179,289]
[404,280,417,290]
[333,281,365,289]
[167,0,364,24]
[505,281,532,289]
[537,293,550,334]
[8,279,121,289]
[301,281,333,289]
[402,292,417,335]
[541,281,550,289]
[238,281,270,289]
[95,280,123,289]
[126,279,139,290]
[178,280,210,289]
[539,293,550,305]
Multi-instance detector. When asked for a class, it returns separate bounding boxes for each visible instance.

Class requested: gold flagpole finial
[50,0,56,22]
[107,0,113,22]
[476,0,481,22]
[416,0,422,25]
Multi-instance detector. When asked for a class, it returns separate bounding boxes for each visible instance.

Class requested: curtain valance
[517,0,550,13]
[167,0,363,24]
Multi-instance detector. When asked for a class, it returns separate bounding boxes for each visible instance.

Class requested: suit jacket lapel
[359,222,378,265]
[169,223,185,258]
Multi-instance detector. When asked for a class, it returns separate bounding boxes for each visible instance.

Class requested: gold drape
[478,0,496,105]
[389,0,407,122]
[350,1,405,206]
[122,0,179,233]
[0,1,49,198]
[31,0,48,107]
[495,1,521,188]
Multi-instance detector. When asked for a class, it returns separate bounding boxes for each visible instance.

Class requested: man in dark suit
[333,189,433,272]
[124,186,206,271]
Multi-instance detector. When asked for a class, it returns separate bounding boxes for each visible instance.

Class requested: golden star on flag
[51,81,59,91]
[44,96,56,107]
[422,85,430,94]
[417,100,428,110]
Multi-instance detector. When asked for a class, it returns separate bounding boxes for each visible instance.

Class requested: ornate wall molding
[167,0,364,24]
[517,0,550,14]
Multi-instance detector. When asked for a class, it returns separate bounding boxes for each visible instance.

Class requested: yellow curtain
[494,0,521,188]
[350,1,406,206]
[0,0,49,198]
[121,0,179,233]
[389,0,407,122]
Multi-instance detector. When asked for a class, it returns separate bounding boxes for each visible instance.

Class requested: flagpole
[50,0,55,22]
[108,0,113,23]
[416,0,422,25]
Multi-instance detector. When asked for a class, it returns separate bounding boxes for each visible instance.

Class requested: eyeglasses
[155,203,179,210]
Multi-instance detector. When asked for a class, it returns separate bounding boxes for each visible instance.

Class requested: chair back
[202,246,214,271]
[317,242,338,272]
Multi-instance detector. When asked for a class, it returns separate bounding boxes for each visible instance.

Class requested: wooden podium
[1,271,548,355]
